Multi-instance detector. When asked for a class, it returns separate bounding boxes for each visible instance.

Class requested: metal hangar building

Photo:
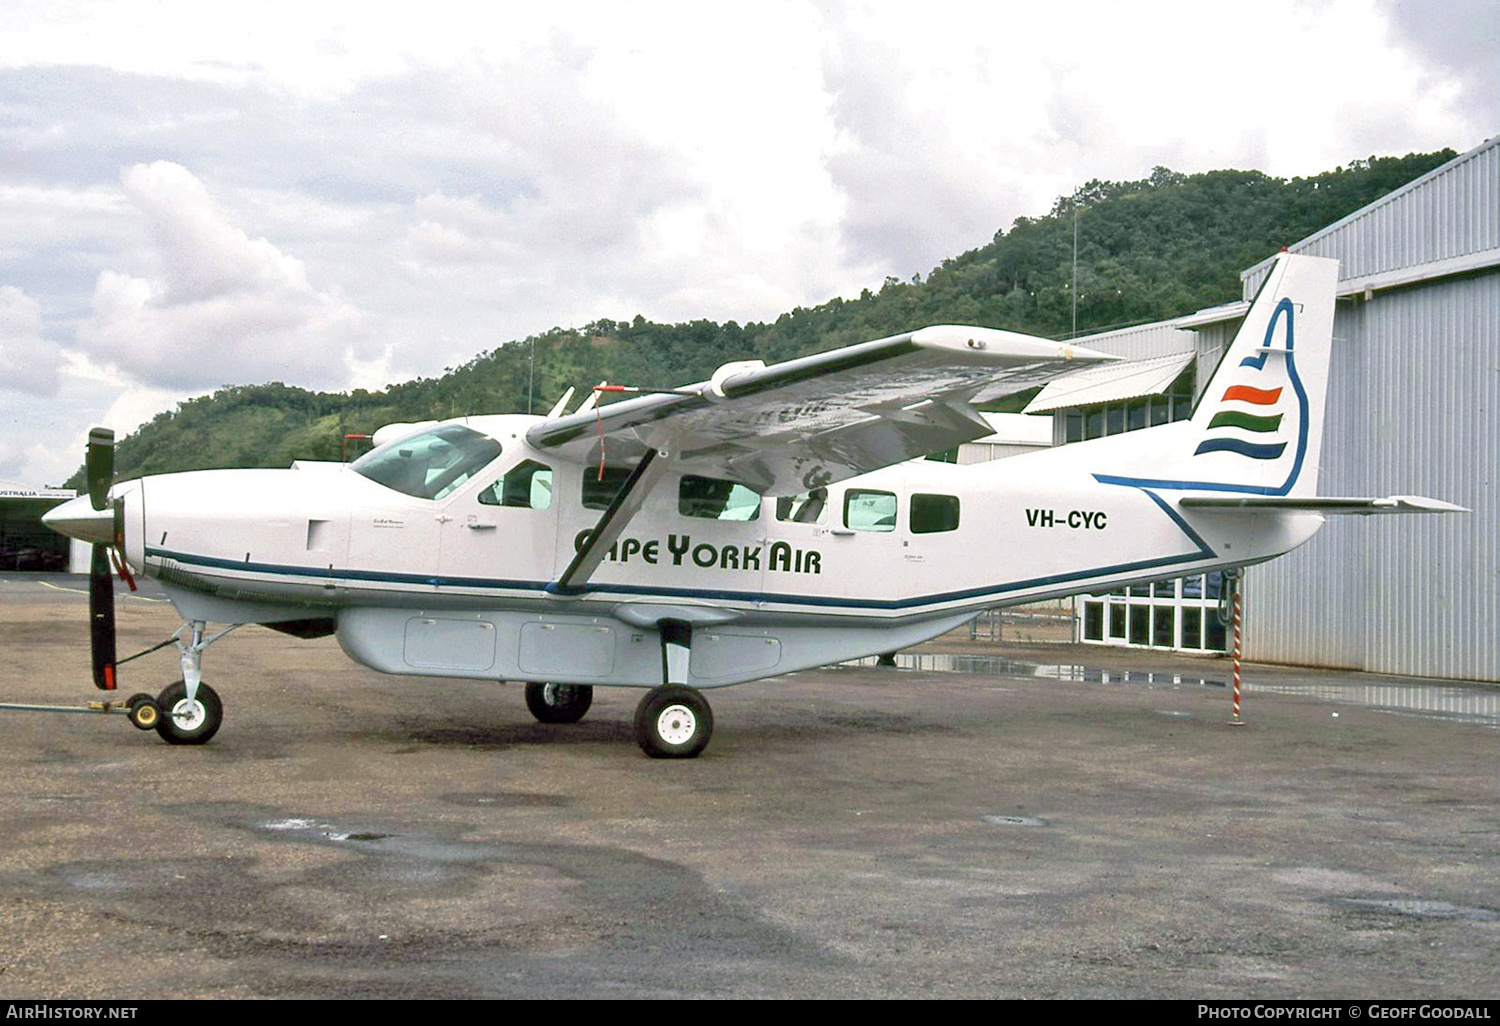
[1036,136,1499,684]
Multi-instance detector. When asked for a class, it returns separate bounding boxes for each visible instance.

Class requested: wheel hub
[169,699,206,731]
[655,704,697,745]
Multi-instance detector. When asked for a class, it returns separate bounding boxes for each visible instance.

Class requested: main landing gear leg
[633,619,713,759]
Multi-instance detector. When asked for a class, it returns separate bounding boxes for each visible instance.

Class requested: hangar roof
[1243,134,1500,298]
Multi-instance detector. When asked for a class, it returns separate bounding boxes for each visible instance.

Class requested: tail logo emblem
[1195,384,1286,460]
[1193,297,1299,464]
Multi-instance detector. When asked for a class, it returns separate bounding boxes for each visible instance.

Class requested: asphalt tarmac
[0,574,1496,999]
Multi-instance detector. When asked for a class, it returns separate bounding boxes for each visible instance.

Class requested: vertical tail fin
[1093,252,1340,496]
[1183,253,1339,496]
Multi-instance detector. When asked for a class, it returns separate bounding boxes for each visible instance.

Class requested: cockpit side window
[479,460,553,510]
[350,424,504,500]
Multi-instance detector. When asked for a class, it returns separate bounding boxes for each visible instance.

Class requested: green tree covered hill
[79,149,1454,485]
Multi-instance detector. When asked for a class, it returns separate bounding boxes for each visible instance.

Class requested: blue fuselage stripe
[146,536,1221,614]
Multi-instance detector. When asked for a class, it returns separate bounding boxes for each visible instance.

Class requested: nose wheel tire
[524,682,593,724]
[154,680,223,745]
[633,685,713,759]
[125,693,161,730]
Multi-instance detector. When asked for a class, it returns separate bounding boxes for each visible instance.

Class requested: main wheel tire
[525,682,593,724]
[154,680,223,745]
[633,685,712,759]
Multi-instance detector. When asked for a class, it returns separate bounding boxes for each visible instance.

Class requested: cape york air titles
[575,531,823,575]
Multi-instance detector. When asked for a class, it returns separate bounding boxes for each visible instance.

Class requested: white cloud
[77,161,369,390]
[0,286,62,395]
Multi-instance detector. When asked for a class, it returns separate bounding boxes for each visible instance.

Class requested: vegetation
[77,149,1455,486]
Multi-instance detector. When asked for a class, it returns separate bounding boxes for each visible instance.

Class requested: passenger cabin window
[844,489,897,532]
[679,475,761,521]
[479,459,553,510]
[775,488,828,524]
[581,465,634,510]
[910,493,960,534]
[350,424,504,501]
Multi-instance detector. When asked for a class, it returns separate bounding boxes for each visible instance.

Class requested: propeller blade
[89,543,117,691]
[86,427,115,512]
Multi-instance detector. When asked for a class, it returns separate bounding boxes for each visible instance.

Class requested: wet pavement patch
[439,791,574,808]
[1336,898,1500,923]
[848,652,1500,729]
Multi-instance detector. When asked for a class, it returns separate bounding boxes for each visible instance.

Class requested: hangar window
[910,493,960,534]
[582,466,634,510]
[844,489,897,532]
[679,476,761,521]
[479,460,552,510]
[775,488,828,524]
[1076,571,1228,654]
[351,424,504,501]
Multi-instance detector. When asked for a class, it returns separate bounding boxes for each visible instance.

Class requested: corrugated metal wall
[1246,271,1500,682]
[1072,320,1199,361]
[1190,321,1239,403]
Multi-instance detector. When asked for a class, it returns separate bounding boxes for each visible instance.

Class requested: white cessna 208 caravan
[44,253,1461,757]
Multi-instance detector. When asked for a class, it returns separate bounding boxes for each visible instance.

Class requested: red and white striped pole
[1230,576,1244,724]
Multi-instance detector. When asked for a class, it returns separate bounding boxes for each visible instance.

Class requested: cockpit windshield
[350,424,504,500]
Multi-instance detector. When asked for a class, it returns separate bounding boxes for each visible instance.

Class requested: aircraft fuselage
[112,413,1321,689]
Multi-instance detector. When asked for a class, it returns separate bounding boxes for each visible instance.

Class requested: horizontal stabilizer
[1179,495,1468,515]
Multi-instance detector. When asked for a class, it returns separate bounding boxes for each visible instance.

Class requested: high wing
[527,325,1118,495]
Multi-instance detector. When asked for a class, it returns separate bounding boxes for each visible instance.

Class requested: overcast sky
[2,0,1496,486]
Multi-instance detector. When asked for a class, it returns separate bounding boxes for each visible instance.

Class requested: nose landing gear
[112,619,235,743]
[153,679,223,745]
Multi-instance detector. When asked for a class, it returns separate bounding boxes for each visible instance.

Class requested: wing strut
[551,448,673,595]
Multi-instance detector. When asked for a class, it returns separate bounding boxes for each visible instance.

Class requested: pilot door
[437,457,559,588]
